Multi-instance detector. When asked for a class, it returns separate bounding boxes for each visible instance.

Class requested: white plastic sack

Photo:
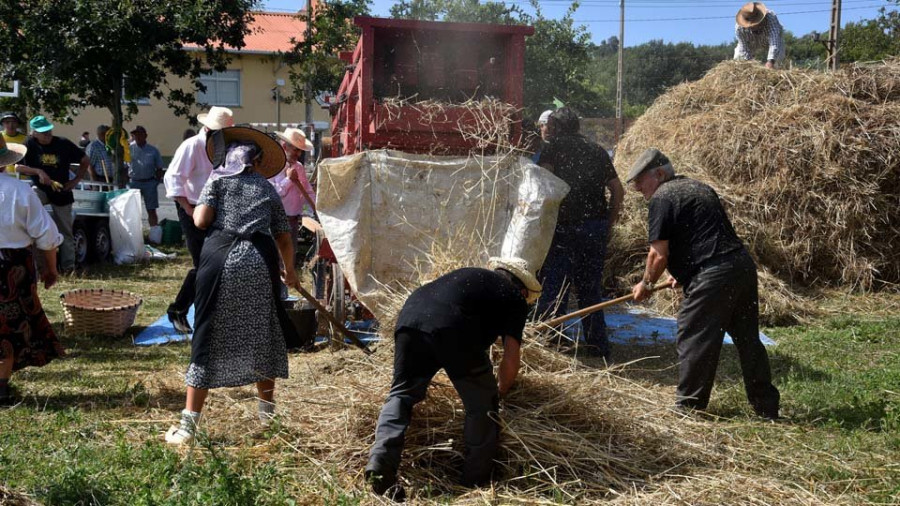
[316,150,569,320]
[109,189,146,264]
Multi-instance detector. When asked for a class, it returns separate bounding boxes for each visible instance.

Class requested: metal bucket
[284,299,317,350]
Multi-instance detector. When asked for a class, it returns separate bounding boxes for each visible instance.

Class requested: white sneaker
[164,425,195,445]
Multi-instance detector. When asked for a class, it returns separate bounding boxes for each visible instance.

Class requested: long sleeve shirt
[0,175,63,250]
[269,161,315,217]
[164,130,212,205]
[734,12,785,63]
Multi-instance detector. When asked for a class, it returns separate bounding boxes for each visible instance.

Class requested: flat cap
[626,148,671,183]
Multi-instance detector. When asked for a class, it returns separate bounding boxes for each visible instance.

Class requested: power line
[574,4,885,22]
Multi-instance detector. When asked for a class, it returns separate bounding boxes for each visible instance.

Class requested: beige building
[52,11,331,159]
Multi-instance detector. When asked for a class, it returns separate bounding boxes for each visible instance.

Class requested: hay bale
[611,60,900,323]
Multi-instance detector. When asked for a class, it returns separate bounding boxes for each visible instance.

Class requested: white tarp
[109,189,146,264]
[316,150,570,320]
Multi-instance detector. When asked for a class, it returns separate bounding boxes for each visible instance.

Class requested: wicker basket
[60,289,142,337]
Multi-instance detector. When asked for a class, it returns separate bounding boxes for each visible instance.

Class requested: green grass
[1,257,899,504]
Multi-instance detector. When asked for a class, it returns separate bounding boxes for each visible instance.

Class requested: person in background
[163,107,234,334]
[627,148,780,419]
[530,109,554,163]
[128,126,164,229]
[182,128,196,141]
[78,131,91,149]
[16,116,91,274]
[1,112,26,177]
[85,125,112,182]
[165,126,300,445]
[0,136,65,406]
[536,107,624,360]
[272,127,316,260]
[734,2,784,69]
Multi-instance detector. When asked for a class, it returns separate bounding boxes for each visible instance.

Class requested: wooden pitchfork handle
[542,281,673,328]
[292,284,373,355]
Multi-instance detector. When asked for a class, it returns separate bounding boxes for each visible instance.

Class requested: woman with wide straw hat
[166,126,302,445]
[0,137,64,406]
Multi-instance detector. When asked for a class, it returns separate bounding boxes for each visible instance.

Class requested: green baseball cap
[29,115,54,133]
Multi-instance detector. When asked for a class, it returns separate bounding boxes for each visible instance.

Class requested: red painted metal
[330,16,534,156]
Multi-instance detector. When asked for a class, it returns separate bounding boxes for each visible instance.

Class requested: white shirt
[269,161,316,217]
[164,130,213,205]
[0,175,63,250]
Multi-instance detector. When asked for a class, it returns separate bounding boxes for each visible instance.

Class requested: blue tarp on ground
[134,304,774,347]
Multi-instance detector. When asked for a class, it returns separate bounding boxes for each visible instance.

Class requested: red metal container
[330,17,534,156]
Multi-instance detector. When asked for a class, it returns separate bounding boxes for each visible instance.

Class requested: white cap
[538,109,554,125]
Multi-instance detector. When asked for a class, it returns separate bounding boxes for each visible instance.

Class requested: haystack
[612,60,900,323]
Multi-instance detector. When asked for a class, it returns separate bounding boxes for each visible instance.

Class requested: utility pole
[828,0,842,71]
[305,0,314,140]
[615,0,624,145]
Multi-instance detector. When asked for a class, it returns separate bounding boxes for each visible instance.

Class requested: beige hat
[736,2,768,29]
[488,257,542,305]
[275,127,313,151]
[0,135,27,167]
[197,106,235,130]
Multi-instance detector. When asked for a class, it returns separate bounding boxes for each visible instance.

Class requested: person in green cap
[16,115,91,273]
[627,147,780,420]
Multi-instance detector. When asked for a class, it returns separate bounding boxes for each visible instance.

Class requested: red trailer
[330,17,534,156]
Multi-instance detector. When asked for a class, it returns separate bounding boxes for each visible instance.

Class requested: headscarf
[210,141,262,180]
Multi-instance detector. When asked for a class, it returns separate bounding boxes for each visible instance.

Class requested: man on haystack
[365,257,541,500]
[734,2,785,68]
[627,148,780,420]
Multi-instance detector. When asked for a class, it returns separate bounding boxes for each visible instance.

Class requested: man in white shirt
[163,107,234,333]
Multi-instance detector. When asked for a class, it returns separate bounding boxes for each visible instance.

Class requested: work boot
[168,310,192,334]
[365,469,406,502]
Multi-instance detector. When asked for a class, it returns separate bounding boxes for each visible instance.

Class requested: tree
[841,19,896,61]
[0,0,258,187]
[285,0,371,106]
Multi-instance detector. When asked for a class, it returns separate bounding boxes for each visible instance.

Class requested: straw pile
[611,60,900,323]
[0,485,41,506]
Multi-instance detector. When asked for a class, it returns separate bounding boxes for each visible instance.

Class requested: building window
[198,70,241,107]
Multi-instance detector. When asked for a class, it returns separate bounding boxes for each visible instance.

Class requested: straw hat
[205,126,287,179]
[275,127,313,151]
[736,2,768,28]
[197,106,235,130]
[0,135,27,166]
[488,257,542,305]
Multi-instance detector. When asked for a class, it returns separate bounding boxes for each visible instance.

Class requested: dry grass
[0,485,41,506]
[612,60,900,324]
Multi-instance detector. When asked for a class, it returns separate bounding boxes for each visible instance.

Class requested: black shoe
[366,469,406,502]
[168,310,193,334]
[0,395,20,407]
[755,409,780,421]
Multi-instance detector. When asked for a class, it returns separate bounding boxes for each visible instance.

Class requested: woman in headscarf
[165,127,301,445]
[0,136,64,406]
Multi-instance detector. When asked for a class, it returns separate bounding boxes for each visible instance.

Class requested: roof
[186,11,308,54]
[242,11,308,53]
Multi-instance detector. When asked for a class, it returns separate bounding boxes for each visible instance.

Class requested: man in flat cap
[734,2,784,68]
[627,148,780,419]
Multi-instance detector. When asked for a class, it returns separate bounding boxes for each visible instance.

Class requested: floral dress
[185,171,291,389]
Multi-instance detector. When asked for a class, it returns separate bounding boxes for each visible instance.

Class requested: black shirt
[537,134,617,224]
[648,176,744,285]
[24,136,84,206]
[395,268,528,350]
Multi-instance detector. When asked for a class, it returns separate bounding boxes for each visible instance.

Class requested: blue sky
[263,0,894,47]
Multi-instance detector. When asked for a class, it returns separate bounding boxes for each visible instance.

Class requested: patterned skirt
[0,248,64,371]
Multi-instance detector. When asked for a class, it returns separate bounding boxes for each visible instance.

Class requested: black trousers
[168,204,207,315]
[676,250,780,416]
[366,328,500,486]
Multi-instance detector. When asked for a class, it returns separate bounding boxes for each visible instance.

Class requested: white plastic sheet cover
[108,189,146,264]
[316,150,570,320]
